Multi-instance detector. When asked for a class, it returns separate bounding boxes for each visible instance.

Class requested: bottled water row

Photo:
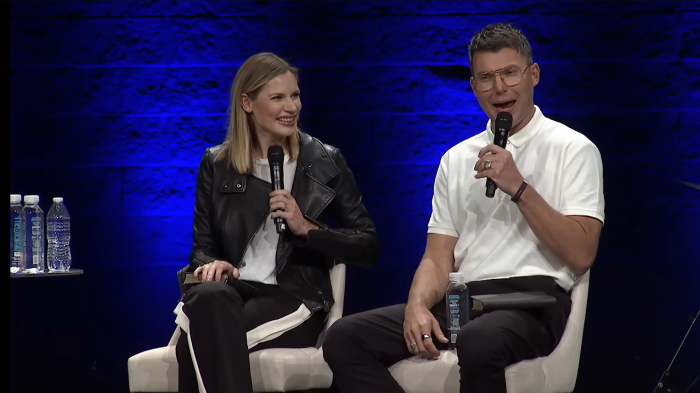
[10,194,71,274]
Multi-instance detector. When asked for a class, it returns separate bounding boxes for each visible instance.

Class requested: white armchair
[127,263,346,392]
[387,271,590,393]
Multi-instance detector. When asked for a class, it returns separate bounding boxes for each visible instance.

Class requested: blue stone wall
[10,1,699,392]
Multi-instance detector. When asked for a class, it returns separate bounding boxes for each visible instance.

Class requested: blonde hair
[216,52,301,174]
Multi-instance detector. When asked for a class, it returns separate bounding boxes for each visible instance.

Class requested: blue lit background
[10,1,699,392]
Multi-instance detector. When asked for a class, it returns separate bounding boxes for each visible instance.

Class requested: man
[323,22,605,393]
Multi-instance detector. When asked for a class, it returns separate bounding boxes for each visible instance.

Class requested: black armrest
[177,264,196,299]
[471,291,556,313]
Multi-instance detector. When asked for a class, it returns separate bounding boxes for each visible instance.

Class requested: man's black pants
[323,275,572,393]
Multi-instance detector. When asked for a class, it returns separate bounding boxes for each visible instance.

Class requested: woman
[174,52,380,393]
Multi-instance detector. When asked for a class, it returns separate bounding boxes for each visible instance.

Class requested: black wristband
[511,181,528,202]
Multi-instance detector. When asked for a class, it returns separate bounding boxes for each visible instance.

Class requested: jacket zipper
[237,211,268,268]
[238,171,328,313]
[301,267,330,313]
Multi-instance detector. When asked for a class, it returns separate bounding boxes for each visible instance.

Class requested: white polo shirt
[427,106,605,291]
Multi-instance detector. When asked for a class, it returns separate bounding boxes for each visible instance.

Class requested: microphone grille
[267,145,284,165]
[495,112,513,125]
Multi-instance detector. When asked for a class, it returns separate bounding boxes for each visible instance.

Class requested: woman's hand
[194,260,239,283]
[269,190,319,237]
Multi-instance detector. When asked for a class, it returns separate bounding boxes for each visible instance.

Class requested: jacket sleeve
[188,148,219,267]
[294,148,380,268]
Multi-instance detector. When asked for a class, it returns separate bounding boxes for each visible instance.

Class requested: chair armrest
[326,263,346,328]
[316,262,346,347]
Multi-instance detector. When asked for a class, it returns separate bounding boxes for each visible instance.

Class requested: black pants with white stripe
[323,275,571,393]
[175,280,326,393]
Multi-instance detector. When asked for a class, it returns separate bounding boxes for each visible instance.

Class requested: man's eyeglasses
[471,64,533,92]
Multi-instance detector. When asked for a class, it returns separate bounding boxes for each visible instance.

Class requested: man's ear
[531,63,540,87]
[241,94,253,113]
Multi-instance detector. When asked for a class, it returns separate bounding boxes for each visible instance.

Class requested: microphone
[485,112,513,198]
[267,145,287,234]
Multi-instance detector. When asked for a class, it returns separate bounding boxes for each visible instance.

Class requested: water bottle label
[31,217,41,235]
[31,217,40,243]
[447,294,461,330]
[13,217,22,253]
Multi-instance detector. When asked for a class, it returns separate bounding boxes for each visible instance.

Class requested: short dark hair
[468,23,533,71]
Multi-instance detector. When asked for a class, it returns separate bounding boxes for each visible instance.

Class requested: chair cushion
[388,351,461,393]
[127,346,178,392]
[127,346,332,392]
[249,347,332,391]
[388,351,546,393]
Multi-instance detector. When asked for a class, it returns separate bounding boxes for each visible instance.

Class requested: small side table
[11,267,88,392]
[10,268,84,278]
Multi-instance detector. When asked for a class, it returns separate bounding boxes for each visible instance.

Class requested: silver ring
[483,160,492,169]
[283,203,288,211]
[409,342,417,351]
[421,333,431,340]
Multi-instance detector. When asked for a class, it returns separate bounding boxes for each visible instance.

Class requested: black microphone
[485,112,513,198]
[267,145,287,234]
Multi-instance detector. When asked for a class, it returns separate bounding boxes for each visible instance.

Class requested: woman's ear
[241,94,253,113]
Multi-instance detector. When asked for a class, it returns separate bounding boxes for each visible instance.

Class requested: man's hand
[403,303,449,360]
[473,144,524,197]
[194,260,239,283]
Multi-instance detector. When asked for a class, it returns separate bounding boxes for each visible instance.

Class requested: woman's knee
[183,282,243,312]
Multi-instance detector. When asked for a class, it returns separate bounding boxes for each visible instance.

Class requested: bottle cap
[53,197,64,203]
[10,194,21,203]
[449,272,464,281]
[24,195,39,204]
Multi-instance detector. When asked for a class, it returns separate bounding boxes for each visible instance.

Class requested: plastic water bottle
[47,197,71,272]
[22,195,45,273]
[10,194,26,273]
[445,272,469,350]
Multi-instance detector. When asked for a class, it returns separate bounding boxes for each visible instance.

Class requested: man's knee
[322,315,365,365]
[455,314,510,372]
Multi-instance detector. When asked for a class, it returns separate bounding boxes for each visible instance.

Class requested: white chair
[388,271,590,393]
[127,263,346,392]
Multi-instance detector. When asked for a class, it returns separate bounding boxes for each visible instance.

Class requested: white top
[10,194,21,203]
[237,155,298,285]
[427,106,605,291]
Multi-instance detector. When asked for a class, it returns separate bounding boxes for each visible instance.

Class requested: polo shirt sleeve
[559,139,605,224]
[427,153,459,237]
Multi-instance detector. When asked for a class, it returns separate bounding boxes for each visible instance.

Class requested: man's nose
[493,74,508,93]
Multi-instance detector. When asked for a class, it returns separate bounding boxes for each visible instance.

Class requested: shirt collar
[485,105,545,148]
